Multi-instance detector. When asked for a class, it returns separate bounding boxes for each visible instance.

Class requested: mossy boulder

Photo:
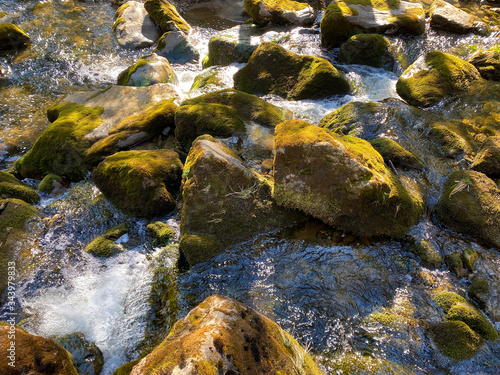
[113,359,141,375]
[174,89,292,151]
[273,120,424,238]
[180,136,302,265]
[147,221,175,245]
[396,51,481,107]
[462,248,478,271]
[0,170,40,203]
[234,42,350,100]
[430,0,486,35]
[428,123,467,158]
[430,321,483,360]
[469,47,500,81]
[52,332,104,375]
[320,0,425,48]
[92,149,183,219]
[117,53,178,87]
[85,223,129,258]
[405,237,442,267]
[338,34,396,71]
[144,0,190,35]
[14,84,181,181]
[113,1,161,49]
[369,138,424,170]
[153,30,199,64]
[435,170,500,248]
[468,276,488,310]
[244,0,316,26]
[37,173,64,194]
[128,295,325,374]
[0,326,78,375]
[472,136,500,177]
[445,252,466,277]
[0,23,30,49]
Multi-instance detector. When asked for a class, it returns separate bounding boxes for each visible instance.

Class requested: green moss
[179,233,222,266]
[37,173,63,194]
[144,0,190,34]
[0,23,30,49]
[147,221,175,245]
[117,58,149,86]
[339,34,395,70]
[203,33,256,68]
[244,0,312,26]
[112,358,141,375]
[0,170,40,204]
[469,47,500,81]
[431,321,483,360]
[191,69,223,91]
[468,277,488,310]
[446,303,498,342]
[462,248,479,271]
[433,291,467,313]
[347,0,400,10]
[428,124,466,158]
[85,223,129,258]
[445,252,465,277]
[406,238,441,267]
[369,138,425,170]
[0,198,38,231]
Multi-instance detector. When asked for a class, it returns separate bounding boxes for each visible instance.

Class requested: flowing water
[1,0,500,374]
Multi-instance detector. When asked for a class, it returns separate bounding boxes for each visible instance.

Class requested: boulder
[92,149,183,219]
[430,0,487,35]
[174,89,292,151]
[53,332,104,375]
[244,0,316,26]
[144,0,191,34]
[396,51,481,107]
[428,123,467,158]
[0,326,78,375]
[273,120,424,238]
[147,221,175,245]
[153,30,199,64]
[128,295,325,374]
[435,170,500,248]
[14,84,181,181]
[369,138,425,170]
[37,174,64,194]
[117,53,178,87]
[85,223,129,258]
[472,136,500,177]
[469,47,500,81]
[113,1,161,49]
[233,42,351,100]
[338,34,396,71]
[431,321,483,360]
[0,23,29,49]
[320,0,425,48]
[0,170,40,204]
[180,136,301,265]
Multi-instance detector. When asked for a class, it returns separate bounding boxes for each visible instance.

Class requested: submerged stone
[144,0,190,34]
[128,295,325,374]
[85,223,129,258]
[472,136,500,177]
[153,30,199,63]
[469,47,500,81]
[53,332,104,375]
[428,123,467,158]
[234,42,351,100]
[92,149,183,219]
[338,34,396,71]
[117,53,178,87]
[0,23,29,49]
[244,0,316,26]
[273,120,424,238]
[0,170,40,204]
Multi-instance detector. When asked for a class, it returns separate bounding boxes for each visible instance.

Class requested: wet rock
[144,0,191,34]
[338,34,396,71]
[153,30,199,63]
[190,67,225,91]
[273,120,424,238]
[435,170,500,248]
[472,136,500,177]
[234,42,351,100]
[428,123,467,158]
[244,0,316,26]
[174,89,292,151]
[14,84,181,181]
[396,51,481,107]
[117,53,178,87]
[430,0,487,35]
[469,47,500,81]
[468,276,488,310]
[0,326,78,375]
[369,138,425,170]
[405,237,442,267]
[462,248,479,271]
[85,223,129,258]
[445,252,466,277]
[180,136,302,265]
[92,149,183,219]
[0,10,15,25]
[0,23,30,50]
[113,1,161,49]
[0,170,40,204]
[320,0,425,48]
[128,295,325,374]
[147,221,175,245]
[37,173,64,194]
[53,332,104,375]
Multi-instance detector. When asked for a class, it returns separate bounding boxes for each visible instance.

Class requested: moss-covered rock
[428,123,467,158]
[338,34,396,71]
[430,321,483,360]
[244,0,316,26]
[0,326,78,375]
[396,51,481,107]
[113,359,141,375]
[234,42,350,100]
[144,0,190,34]
[52,332,104,375]
[147,221,175,245]
[369,138,425,170]
[469,47,500,81]
[153,30,199,64]
[92,149,182,219]
[472,136,500,177]
[430,0,486,35]
[190,67,225,91]
[37,173,64,194]
[174,89,292,151]
[405,237,442,267]
[0,170,40,203]
[462,248,479,271]
[85,223,129,258]
[468,276,488,310]
[14,85,181,181]
[117,53,178,87]
[0,23,30,49]
[128,295,325,374]
[320,0,425,48]
[113,1,161,49]
[273,120,424,238]
[445,252,466,277]
[435,170,500,248]
[180,136,302,265]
